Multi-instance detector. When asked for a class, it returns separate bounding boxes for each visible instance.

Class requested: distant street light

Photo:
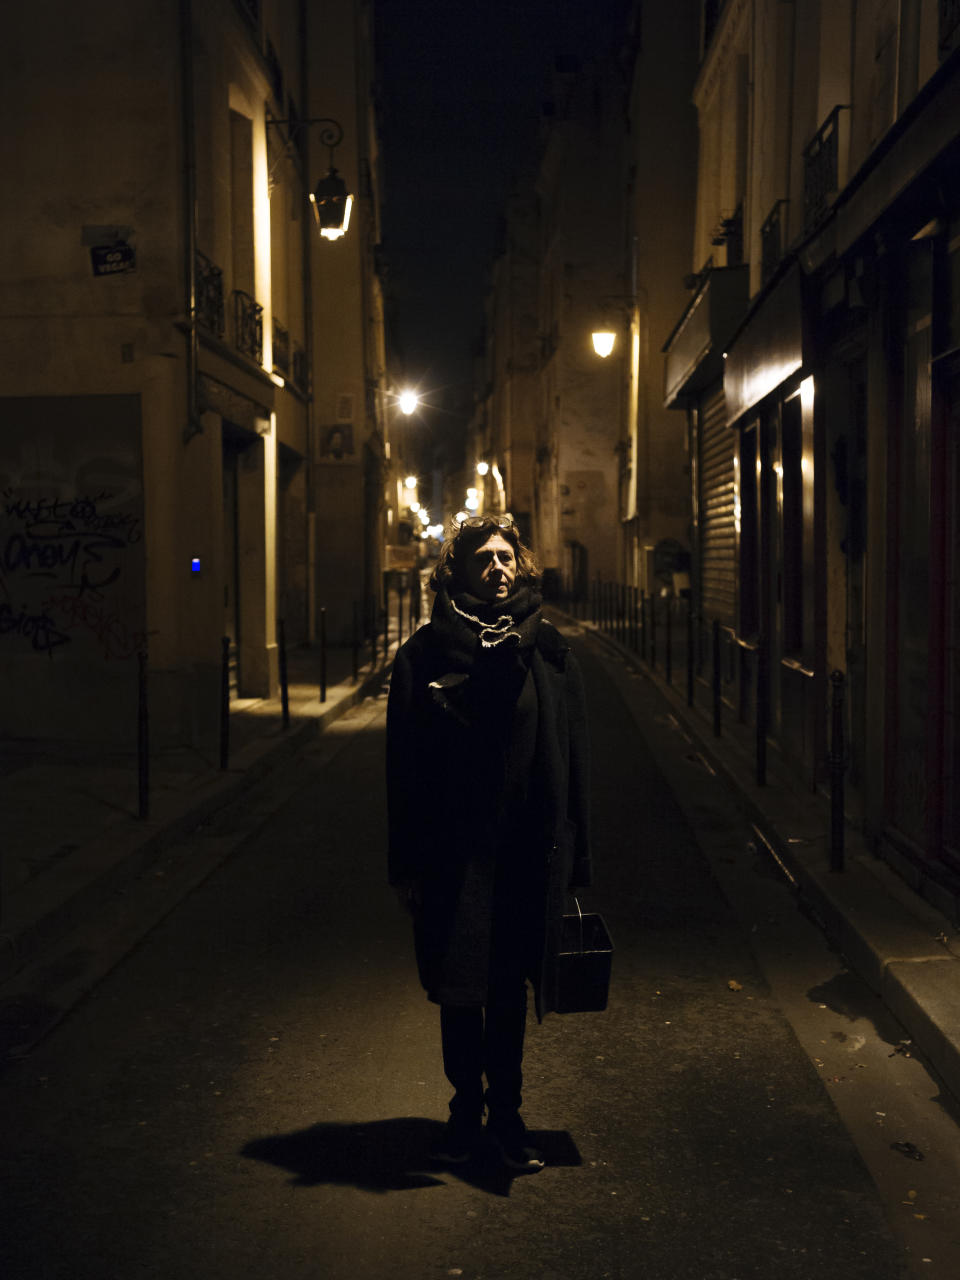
[476,461,490,475]
[399,390,419,415]
[592,330,616,358]
[404,475,417,490]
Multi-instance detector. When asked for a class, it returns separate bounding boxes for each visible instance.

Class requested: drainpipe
[180,0,202,442]
[300,0,317,641]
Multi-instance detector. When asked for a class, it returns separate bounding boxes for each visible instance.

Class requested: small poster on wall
[320,424,354,459]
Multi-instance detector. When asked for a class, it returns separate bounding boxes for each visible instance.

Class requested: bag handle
[572,894,584,954]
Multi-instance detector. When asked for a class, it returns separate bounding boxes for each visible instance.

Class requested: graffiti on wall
[0,397,146,664]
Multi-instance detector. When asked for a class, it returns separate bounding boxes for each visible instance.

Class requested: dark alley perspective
[4,0,960,1277]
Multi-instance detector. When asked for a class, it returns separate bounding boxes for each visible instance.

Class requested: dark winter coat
[386,599,591,1021]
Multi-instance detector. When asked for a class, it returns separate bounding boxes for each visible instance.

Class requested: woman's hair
[429,516,541,593]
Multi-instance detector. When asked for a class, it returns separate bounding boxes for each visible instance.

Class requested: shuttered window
[699,386,737,626]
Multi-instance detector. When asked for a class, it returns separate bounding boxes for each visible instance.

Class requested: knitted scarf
[427,585,542,727]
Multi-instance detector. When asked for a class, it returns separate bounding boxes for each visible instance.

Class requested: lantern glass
[310,168,353,240]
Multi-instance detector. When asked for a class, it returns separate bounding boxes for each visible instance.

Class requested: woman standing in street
[386,514,591,1173]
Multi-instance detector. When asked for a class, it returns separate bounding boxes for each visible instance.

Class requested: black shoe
[487,1116,545,1174]
[430,1117,481,1165]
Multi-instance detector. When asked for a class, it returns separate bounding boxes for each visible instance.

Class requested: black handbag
[554,898,614,1013]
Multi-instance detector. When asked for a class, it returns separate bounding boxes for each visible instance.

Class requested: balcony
[760,201,788,287]
[196,252,225,338]
[942,0,960,56]
[292,343,309,395]
[233,290,263,366]
[803,106,847,232]
[233,0,259,30]
[272,319,290,378]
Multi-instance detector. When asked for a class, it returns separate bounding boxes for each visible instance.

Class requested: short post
[640,591,648,662]
[712,618,722,736]
[665,597,673,685]
[686,598,694,708]
[319,607,328,703]
[137,650,149,819]
[630,585,638,651]
[397,581,405,646]
[219,635,231,770]
[756,632,768,786]
[650,592,658,669]
[278,617,290,730]
[829,670,847,872]
[352,601,359,684]
[370,596,377,669]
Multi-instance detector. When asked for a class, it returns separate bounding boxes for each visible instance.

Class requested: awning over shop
[662,266,748,408]
[723,262,804,425]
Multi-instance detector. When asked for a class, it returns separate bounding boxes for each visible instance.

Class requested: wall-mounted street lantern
[268,115,353,241]
[591,331,616,357]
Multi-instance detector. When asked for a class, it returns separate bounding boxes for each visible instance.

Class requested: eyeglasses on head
[456,513,515,532]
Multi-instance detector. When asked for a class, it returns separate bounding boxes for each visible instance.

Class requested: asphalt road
[0,623,947,1279]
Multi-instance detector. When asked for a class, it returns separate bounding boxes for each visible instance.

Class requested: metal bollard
[650,592,658,669]
[397,583,405,646]
[828,670,847,871]
[640,591,648,662]
[278,617,290,730]
[665,597,673,685]
[319,607,328,703]
[370,596,377,669]
[756,632,768,786]
[712,618,722,736]
[219,635,231,770]
[137,650,149,819]
[352,601,359,684]
[686,599,694,708]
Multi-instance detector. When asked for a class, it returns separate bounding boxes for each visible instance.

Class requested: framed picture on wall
[320,424,354,459]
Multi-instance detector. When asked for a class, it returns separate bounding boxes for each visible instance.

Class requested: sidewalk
[568,609,960,1108]
[0,633,400,994]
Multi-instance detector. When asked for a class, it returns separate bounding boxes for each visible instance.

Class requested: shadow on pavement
[806,970,904,1047]
[242,1118,581,1198]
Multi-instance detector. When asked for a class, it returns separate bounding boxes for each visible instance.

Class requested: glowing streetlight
[592,330,616,358]
[399,390,419,415]
[404,475,417,490]
[476,461,490,476]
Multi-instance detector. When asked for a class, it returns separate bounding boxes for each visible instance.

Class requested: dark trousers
[440,969,528,1125]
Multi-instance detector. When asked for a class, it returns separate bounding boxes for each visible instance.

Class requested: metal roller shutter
[699,386,736,626]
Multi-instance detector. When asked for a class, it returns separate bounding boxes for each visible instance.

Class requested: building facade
[663,0,960,911]
[467,6,700,605]
[0,0,388,749]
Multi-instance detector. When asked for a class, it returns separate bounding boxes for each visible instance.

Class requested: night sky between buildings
[374,0,632,456]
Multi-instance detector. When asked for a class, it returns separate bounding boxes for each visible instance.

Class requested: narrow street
[1,623,957,1280]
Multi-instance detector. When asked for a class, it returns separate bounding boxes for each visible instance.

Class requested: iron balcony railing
[941,0,960,56]
[272,319,290,377]
[803,106,846,232]
[233,290,263,366]
[233,0,259,29]
[760,200,788,286]
[292,343,309,394]
[196,252,225,338]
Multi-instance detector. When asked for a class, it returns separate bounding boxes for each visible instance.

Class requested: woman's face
[462,533,517,602]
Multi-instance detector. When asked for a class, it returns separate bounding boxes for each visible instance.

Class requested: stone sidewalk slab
[575,612,960,1108]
